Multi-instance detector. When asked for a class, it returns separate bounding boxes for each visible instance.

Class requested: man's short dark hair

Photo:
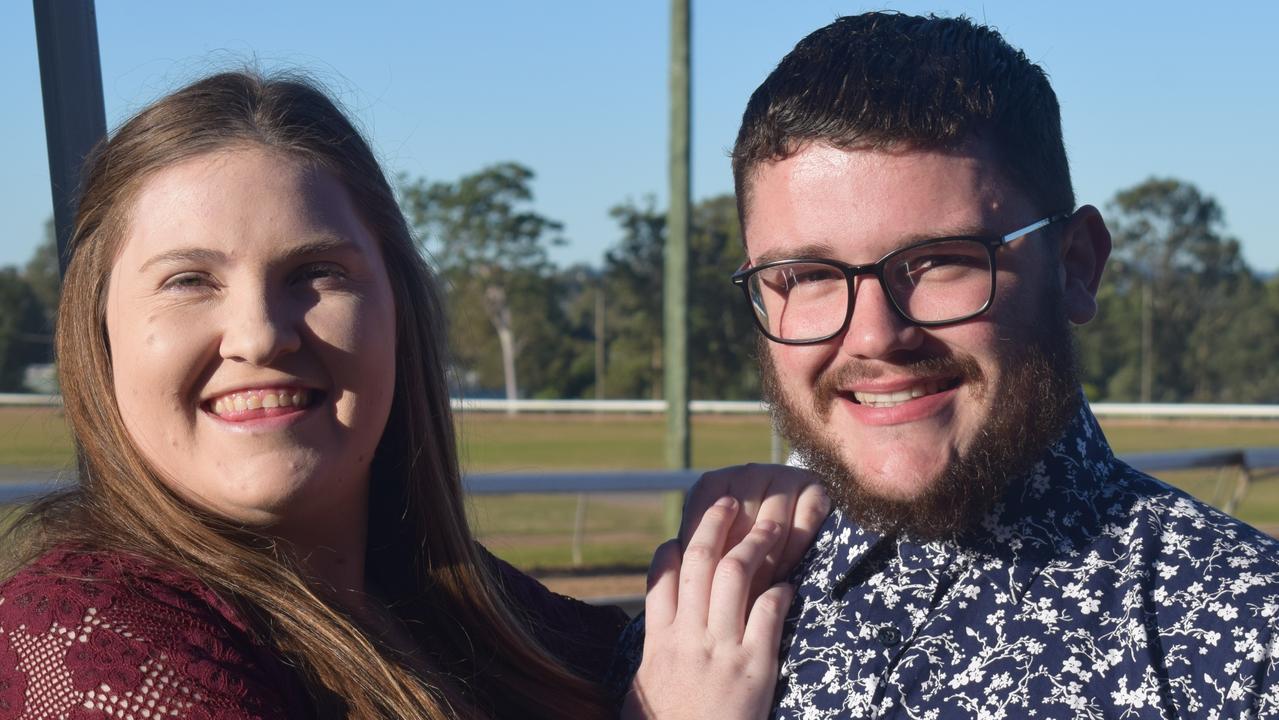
[733,12,1074,223]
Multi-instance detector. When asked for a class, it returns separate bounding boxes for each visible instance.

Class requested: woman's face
[104,147,397,530]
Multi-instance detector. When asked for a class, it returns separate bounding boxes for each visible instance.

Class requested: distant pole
[1141,278,1153,403]
[33,0,108,279]
[664,0,691,535]
[594,286,606,400]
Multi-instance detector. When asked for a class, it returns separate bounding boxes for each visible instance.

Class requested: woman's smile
[207,387,315,418]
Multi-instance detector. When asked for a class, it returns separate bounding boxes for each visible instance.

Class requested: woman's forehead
[115,148,377,272]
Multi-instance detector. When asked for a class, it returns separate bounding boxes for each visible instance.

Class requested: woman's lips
[206,387,314,421]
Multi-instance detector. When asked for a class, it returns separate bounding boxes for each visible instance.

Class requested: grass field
[2,407,1277,575]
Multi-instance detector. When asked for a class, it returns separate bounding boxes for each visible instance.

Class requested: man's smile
[847,377,962,408]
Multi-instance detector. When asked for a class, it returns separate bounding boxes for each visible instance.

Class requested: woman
[0,71,819,719]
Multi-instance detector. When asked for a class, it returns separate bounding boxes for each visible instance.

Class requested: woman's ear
[1057,205,1112,325]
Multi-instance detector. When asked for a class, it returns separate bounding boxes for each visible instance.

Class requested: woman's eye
[162,272,213,291]
[296,263,347,283]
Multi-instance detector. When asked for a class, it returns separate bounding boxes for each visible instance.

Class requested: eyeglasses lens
[747,240,994,342]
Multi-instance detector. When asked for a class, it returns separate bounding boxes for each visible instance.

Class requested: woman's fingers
[684,464,831,592]
[707,519,783,641]
[679,472,730,546]
[628,505,798,720]
[743,582,796,653]
[644,538,683,630]
[675,496,739,629]
[748,486,799,595]
[774,481,831,582]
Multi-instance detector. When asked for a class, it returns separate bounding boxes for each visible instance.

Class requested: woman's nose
[218,288,302,366]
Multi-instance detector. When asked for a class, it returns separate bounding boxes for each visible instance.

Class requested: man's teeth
[852,380,950,408]
[211,389,310,416]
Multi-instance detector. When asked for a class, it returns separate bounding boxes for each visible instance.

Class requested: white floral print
[770,403,1279,718]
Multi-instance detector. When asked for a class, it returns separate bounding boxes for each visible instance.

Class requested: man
[621,12,1279,719]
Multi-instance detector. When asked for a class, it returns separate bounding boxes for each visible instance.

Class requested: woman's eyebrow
[136,236,360,274]
[137,247,226,274]
[278,236,361,261]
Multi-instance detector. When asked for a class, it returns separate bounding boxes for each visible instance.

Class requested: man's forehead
[740,141,1024,261]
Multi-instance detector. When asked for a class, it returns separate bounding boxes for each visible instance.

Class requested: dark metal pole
[664,0,691,534]
[34,0,108,278]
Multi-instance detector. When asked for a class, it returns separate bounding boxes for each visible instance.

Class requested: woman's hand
[679,464,829,600]
[623,497,794,720]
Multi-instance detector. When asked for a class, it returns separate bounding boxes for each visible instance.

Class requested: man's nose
[218,287,302,366]
[839,276,924,359]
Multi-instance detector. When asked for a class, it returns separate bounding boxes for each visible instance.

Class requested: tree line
[1,169,1275,403]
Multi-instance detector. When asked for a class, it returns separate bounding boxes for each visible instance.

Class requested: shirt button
[876,625,902,647]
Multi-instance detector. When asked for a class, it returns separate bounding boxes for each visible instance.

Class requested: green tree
[0,268,49,391]
[401,163,564,404]
[1077,178,1260,402]
[602,194,759,400]
[26,219,61,329]
[602,199,665,398]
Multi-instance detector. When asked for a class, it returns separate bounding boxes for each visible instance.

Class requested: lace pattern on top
[0,549,294,720]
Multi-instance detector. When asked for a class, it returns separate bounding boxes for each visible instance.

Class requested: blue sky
[2,1,1276,273]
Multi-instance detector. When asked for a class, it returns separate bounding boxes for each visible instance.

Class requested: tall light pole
[34,0,107,278]
[664,0,691,534]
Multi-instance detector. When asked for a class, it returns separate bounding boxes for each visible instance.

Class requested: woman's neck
[271,487,370,598]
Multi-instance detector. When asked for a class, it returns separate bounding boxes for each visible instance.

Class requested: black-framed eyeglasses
[731,212,1071,345]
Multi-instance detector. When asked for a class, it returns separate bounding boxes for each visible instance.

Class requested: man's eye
[759,265,842,295]
[901,254,985,282]
[792,268,841,284]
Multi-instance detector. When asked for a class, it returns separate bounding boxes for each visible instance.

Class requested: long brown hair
[7,71,610,719]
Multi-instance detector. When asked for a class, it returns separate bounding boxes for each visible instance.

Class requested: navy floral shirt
[615,402,1279,718]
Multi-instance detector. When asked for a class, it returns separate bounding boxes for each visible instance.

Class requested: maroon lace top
[0,548,627,719]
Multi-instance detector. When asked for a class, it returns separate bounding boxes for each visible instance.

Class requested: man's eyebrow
[750,224,994,266]
[752,243,838,266]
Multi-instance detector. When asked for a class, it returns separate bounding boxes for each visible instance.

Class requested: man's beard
[759,289,1082,542]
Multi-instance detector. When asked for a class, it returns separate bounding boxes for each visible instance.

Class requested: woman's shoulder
[0,546,301,719]
[1,546,244,631]
[481,546,630,683]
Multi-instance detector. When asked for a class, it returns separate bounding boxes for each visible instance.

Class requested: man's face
[745,141,1080,538]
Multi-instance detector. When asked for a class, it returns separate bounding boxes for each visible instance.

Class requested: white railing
[0,394,63,407]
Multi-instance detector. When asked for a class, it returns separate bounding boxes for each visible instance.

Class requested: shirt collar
[800,398,1117,600]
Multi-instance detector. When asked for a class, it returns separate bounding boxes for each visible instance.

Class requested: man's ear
[1057,205,1112,325]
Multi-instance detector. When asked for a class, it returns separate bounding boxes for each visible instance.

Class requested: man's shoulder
[1084,462,1279,639]
[1107,460,1279,562]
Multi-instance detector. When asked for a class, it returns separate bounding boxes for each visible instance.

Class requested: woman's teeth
[211,389,310,417]
[852,380,951,408]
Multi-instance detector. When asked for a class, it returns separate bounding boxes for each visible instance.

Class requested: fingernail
[757,519,781,533]
[714,495,737,509]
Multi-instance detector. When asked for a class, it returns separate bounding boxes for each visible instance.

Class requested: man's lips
[844,377,962,408]
[814,355,983,417]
